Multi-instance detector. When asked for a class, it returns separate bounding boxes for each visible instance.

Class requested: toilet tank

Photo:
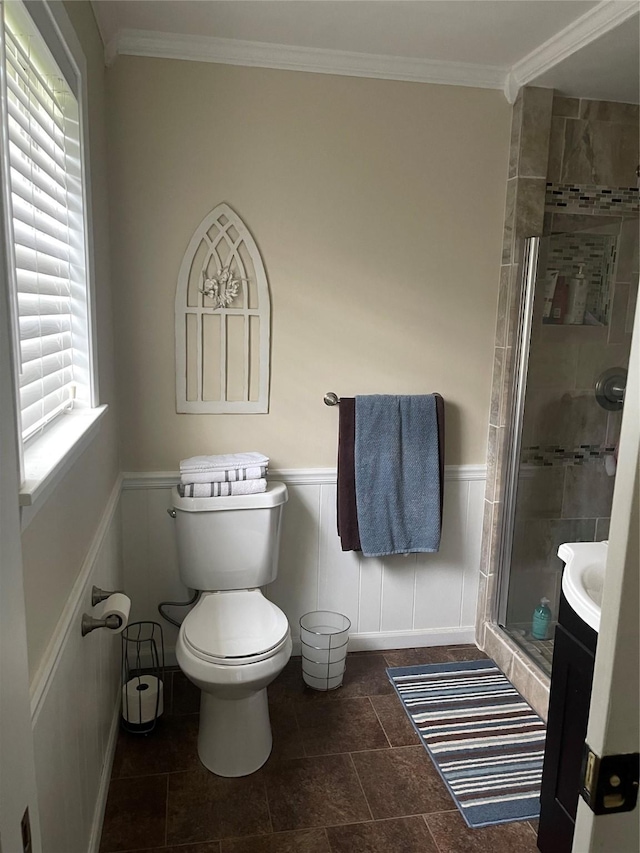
[171,482,288,591]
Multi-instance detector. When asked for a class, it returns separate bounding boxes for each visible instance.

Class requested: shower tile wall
[508,214,638,626]
[477,87,553,653]
[505,93,639,626]
[477,91,639,689]
[547,96,639,187]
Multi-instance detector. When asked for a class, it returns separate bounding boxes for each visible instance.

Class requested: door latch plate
[580,746,639,815]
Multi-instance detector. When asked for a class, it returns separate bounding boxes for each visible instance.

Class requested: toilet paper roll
[95,592,131,634]
[122,675,164,725]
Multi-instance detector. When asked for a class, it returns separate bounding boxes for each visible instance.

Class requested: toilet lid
[183,590,289,661]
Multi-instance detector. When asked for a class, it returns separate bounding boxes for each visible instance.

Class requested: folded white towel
[178,479,268,498]
[181,465,267,485]
[180,452,269,473]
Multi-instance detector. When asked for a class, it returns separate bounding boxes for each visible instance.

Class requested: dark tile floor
[100,645,541,853]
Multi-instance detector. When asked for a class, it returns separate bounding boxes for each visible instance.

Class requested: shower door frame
[495,236,542,628]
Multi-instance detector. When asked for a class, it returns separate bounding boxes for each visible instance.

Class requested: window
[0,0,103,505]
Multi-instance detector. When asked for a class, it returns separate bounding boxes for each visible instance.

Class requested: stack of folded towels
[178,451,269,498]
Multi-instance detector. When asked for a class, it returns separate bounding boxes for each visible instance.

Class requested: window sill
[19,404,108,513]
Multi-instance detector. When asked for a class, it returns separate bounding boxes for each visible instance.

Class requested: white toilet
[171,481,291,777]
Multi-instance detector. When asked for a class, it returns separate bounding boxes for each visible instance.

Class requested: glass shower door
[498,221,635,675]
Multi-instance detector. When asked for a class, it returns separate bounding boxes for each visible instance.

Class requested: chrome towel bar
[324,392,340,406]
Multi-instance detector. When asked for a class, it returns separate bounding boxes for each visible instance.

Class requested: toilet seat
[182,589,290,666]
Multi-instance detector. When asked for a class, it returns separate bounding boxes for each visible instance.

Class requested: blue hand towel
[354,395,441,557]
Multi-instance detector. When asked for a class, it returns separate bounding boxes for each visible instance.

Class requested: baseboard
[161,627,476,668]
[88,697,121,853]
[293,626,476,656]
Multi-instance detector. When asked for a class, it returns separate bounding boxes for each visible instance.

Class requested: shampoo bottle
[531,597,552,640]
[564,264,588,325]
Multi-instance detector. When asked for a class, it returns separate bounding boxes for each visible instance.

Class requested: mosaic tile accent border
[522,444,617,467]
[546,183,639,215]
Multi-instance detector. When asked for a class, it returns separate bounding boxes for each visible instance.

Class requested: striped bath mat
[387,659,546,828]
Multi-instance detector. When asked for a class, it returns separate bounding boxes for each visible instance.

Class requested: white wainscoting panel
[121,467,485,658]
[30,478,123,853]
[120,484,188,654]
[268,482,322,635]
[462,478,486,626]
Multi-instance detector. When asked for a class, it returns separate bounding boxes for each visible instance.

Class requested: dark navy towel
[337,397,362,552]
[354,394,442,557]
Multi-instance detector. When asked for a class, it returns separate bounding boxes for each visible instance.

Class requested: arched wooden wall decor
[175,204,270,413]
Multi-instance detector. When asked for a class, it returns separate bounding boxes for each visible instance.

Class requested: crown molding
[504,0,639,103]
[105,28,507,90]
[103,2,638,100]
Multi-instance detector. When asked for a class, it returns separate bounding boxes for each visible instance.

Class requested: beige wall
[21,1,119,682]
[108,59,511,470]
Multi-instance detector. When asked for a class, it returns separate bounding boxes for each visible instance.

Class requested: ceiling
[91,1,640,103]
[532,14,639,103]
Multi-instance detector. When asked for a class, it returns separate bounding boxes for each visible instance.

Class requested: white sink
[558,541,607,634]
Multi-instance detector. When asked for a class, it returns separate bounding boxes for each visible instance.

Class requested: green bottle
[531,597,552,640]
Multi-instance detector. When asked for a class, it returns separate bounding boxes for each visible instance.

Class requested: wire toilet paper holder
[121,621,165,735]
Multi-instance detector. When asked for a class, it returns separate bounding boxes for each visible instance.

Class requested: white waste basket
[299,610,351,691]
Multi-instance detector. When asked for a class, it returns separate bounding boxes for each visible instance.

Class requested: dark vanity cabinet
[537,593,598,853]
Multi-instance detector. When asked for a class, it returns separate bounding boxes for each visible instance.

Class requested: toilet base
[197,688,272,777]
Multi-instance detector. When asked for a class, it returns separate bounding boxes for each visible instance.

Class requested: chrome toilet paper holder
[81,612,122,636]
[91,585,123,606]
[81,586,126,636]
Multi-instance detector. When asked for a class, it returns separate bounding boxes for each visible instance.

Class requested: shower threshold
[501,623,555,678]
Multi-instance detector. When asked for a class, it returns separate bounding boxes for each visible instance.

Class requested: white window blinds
[4,10,89,441]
